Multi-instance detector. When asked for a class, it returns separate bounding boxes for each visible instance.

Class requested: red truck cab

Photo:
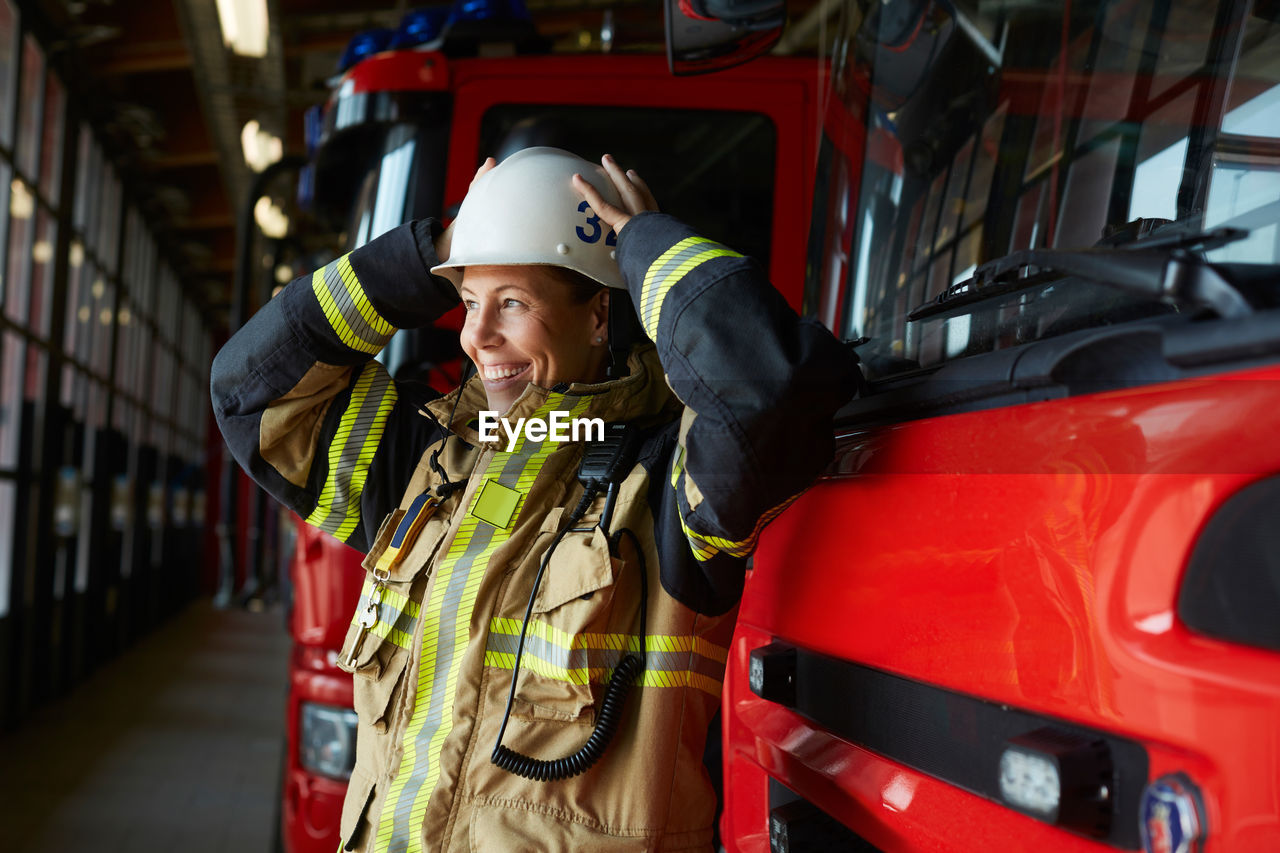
[724,2,1280,852]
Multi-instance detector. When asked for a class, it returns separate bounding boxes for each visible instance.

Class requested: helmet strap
[606,290,644,379]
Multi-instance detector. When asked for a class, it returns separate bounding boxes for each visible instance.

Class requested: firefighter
[211,147,857,851]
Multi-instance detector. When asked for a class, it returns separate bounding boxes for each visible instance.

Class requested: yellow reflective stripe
[638,237,741,339]
[350,578,422,652]
[487,617,728,663]
[669,416,800,560]
[483,650,594,685]
[670,427,799,561]
[337,255,395,337]
[377,584,420,618]
[482,649,724,699]
[645,248,741,336]
[311,253,395,354]
[480,655,723,697]
[675,492,799,561]
[376,393,591,853]
[364,620,415,651]
[352,575,423,619]
[305,362,397,540]
[668,444,726,559]
[376,489,489,852]
[486,616,728,698]
[404,393,589,847]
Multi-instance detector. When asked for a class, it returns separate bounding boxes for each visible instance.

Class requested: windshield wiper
[908,227,1254,322]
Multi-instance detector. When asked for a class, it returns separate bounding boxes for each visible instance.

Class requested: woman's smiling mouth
[480,363,531,388]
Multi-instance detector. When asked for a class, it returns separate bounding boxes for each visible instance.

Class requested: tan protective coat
[333,347,732,853]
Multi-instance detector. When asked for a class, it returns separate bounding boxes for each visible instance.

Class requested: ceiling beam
[94,41,193,76]
[173,214,235,231]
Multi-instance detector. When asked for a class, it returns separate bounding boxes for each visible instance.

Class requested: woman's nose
[465,305,502,348]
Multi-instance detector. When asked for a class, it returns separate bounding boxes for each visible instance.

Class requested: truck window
[344,121,450,251]
[817,0,1280,384]
[479,105,777,266]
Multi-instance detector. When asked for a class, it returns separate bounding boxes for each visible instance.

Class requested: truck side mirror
[664,0,786,76]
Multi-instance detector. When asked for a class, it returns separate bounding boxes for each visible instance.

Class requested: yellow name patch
[470,479,521,529]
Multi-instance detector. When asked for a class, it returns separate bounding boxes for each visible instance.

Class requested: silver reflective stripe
[307,363,397,541]
[639,238,716,332]
[320,258,394,351]
[353,586,419,651]
[374,393,589,853]
[484,624,728,697]
[380,487,506,853]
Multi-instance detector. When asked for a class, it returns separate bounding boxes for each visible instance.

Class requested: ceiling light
[9,179,33,220]
[241,120,282,172]
[254,196,289,239]
[215,0,269,58]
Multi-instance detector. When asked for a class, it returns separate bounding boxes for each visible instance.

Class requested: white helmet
[431,147,627,290]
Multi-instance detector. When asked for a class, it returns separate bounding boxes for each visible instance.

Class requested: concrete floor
[0,601,291,852]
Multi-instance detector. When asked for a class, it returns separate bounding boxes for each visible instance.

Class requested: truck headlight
[998,728,1113,837]
[999,747,1062,816]
[300,702,359,780]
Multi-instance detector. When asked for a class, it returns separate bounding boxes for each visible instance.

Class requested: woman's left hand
[572,154,659,237]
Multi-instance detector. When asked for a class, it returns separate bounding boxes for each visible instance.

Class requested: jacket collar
[421,343,680,447]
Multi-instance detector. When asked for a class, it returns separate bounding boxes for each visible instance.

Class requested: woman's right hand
[572,154,659,237]
[435,157,497,263]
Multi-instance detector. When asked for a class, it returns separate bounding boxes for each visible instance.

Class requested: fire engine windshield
[345,121,448,251]
[479,105,777,267]
[816,0,1280,381]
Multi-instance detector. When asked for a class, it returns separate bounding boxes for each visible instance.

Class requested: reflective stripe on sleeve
[638,236,742,340]
[306,361,397,541]
[670,440,799,561]
[312,253,396,354]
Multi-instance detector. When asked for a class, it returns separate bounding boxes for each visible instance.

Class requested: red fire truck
[281,1,1280,852]
[726,2,1280,852]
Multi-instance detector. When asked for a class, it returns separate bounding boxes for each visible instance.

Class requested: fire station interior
[4,0,1279,850]
[0,1,827,850]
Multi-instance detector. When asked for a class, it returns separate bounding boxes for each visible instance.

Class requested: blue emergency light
[445,0,531,27]
[336,28,395,73]
[389,7,450,49]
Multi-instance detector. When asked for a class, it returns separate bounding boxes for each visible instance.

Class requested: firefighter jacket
[211,212,858,852]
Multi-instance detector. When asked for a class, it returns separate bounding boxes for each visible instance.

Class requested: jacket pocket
[337,576,422,678]
[353,650,410,735]
[339,505,447,676]
[340,767,377,851]
[507,519,622,722]
[532,522,616,612]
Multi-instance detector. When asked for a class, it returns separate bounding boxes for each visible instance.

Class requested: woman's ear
[590,289,610,343]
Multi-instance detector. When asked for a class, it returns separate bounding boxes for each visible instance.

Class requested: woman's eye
[463,300,477,311]
[503,298,523,309]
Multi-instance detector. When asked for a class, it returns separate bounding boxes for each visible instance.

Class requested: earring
[596,337,604,343]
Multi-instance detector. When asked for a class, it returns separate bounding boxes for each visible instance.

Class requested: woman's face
[459,265,609,415]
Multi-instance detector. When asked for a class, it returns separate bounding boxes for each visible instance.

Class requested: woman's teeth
[483,366,526,380]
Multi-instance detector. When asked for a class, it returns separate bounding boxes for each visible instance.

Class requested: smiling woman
[457,264,609,415]
[211,146,857,852]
